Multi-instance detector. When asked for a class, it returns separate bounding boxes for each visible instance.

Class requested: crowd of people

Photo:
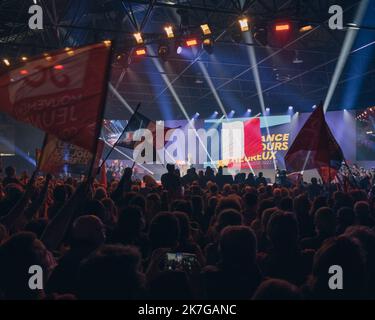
[0,162,375,300]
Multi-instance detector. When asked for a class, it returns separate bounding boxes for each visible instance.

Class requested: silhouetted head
[337,207,355,232]
[354,201,371,223]
[252,279,302,300]
[0,232,52,299]
[216,209,243,233]
[219,226,257,271]
[53,185,67,203]
[279,197,293,212]
[77,245,144,300]
[72,215,106,247]
[243,192,258,209]
[116,205,144,242]
[173,211,191,244]
[267,212,299,250]
[166,163,175,173]
[4,166,15,178]
[149,212,180,249]
[216,196,242,216]
[314,207,336,236]
[310,236,366,299]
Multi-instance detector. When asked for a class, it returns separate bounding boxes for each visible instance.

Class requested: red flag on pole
[0,42,112,153]
[285,103,345,183]
[38,134,104,176]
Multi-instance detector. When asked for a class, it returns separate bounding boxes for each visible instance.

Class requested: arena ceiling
[0,0,374,120]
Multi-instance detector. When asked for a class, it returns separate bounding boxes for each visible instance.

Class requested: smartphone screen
[165,252,198,272]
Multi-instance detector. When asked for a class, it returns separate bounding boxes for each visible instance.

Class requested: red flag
[0,42,111,153]
[228,117,262,170]
[285,103,344,182]
[244,117,263,157]
[38,134,104,175]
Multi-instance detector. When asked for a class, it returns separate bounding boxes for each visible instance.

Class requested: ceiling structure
[0,0,374,120]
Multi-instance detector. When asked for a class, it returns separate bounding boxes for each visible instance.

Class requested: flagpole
[87,42,113,180]
[36,134,49,173]
[343,159,360,189]
[97,102,142,174]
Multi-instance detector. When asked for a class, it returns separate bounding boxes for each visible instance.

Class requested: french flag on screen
[222,117,263,163]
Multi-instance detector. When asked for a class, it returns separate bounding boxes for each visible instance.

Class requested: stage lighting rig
[202,38,214,54]
[158,43,170,61]
[299,24,313,33]
[275,23,290,32]
[2,59,10,67]
[200,24,212,36]
[135,47,147,56]
[238,18,250,32]
[164,25,174,39]
[133,32,144,44]
[186,38,198,47]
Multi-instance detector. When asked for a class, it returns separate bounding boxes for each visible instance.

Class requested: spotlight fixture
[2,59,10,67]
[247,109,252,113]
[275,23,290,31]
[158,43,170,61]
[186,38,198,47]
[21,56,28,62]
[299,24,313,33]
[266,107,270,113]
[54,65,64,70]
[238,18,249,32]
[135,47,147,56]
[164,25,174,39]
[200,24,212,35]
[176,44,183,55]
[202,38,214,54]
[133,32,144,44]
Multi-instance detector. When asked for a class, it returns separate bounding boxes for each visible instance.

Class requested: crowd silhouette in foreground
[0,163,375,300]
